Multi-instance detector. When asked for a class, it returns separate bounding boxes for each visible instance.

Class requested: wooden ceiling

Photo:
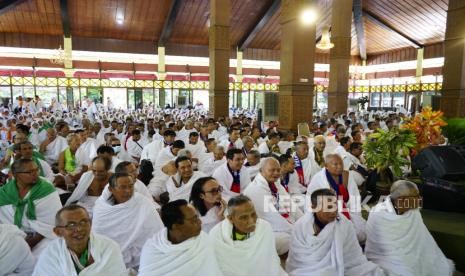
[0,0,449,58]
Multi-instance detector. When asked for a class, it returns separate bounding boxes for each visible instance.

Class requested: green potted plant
[357,96,369,110]
[363,127,417,194]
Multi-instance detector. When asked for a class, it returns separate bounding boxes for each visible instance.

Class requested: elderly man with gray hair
[244,157,303,256]
[365,180,455,276]
[209,195,285,276]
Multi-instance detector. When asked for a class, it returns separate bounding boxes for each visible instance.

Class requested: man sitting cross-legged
[32,205,127,276]
[286,188,385,276]
[138,199,222,276]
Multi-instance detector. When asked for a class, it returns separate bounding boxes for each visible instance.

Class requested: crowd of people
[0,101,456,276]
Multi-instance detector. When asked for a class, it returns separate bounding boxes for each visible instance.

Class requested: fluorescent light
[116,19,124,25]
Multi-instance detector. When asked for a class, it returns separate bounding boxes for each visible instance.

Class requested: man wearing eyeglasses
[33,205,127,275]
[92,173,164,269]
[138,199,222,276]
[0,158,62,257]
[209,195,284,276]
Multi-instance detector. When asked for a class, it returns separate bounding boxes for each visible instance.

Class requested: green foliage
[357,96,369,110]
[363,127,417,177]
[442,118,465,145]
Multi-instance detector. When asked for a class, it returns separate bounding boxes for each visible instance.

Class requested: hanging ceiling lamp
[316,26,334,50]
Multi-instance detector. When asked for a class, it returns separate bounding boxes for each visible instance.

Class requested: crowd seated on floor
[0,101,455,275]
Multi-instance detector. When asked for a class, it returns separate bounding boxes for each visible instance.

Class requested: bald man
[244,157,303,256]
[307,154,366,242]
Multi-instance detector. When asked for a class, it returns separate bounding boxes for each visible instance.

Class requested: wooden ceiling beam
[238,0,280,51]
[60,0,71,38]
[0,0,27,16]
[353,0,366,60]
[363,9,423,49]
[158,0,182,47]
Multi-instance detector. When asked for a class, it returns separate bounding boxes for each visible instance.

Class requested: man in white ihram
[209,195,286,276]
[138,199,223,276]
[92,173,164,269]
[287,188,385,276]
[32,205,127,276]
[365,180,455,276]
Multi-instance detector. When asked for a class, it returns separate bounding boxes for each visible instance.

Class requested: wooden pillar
[63,36,73,78]
[327,0,353,116]
[158,46,166,108]
[236,50,244,82]
[278,0,316,131]
[209,0,230,119]
[441,0,465,118]
[158,46,166,80]
[414,47,424,113]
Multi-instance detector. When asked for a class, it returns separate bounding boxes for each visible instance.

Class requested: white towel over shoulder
[138,229,223,276]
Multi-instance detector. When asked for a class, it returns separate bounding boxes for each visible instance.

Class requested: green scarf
[0,178,55,228]
[38,122,53,133]
[32,157,45,177]
[32,150,45,161]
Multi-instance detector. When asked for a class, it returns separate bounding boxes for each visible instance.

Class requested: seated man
[287,189,384,276]
[126,129,146,163]
[140,129,176,167]
[0,159,62,256]
[185,131,206,164]
[278,154,303,195]
[164,156,206,202]
[114,161,156,203]
[96,145,123,173]
[307,154,366,242]
[292,141,317,188]
[65,157,112,217]
[218,127,243,150]
[75,129,98,168]
[0,224,35,275]
[365,180,455,276]
[308,135,327,172]
[345,142,369,187]
[57,133,87,187]
[39,128,68,165]
[212,148,251,199]
[13,141,55,183]
[138,199,222,276]
[153,140,185,173]
[244,150,261,181]
[199,144,226,177]
[92,173,164,268]
[244,157,303,256]
[32,205,127,275]
[209,195,284,276]
[258,132,281,156]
